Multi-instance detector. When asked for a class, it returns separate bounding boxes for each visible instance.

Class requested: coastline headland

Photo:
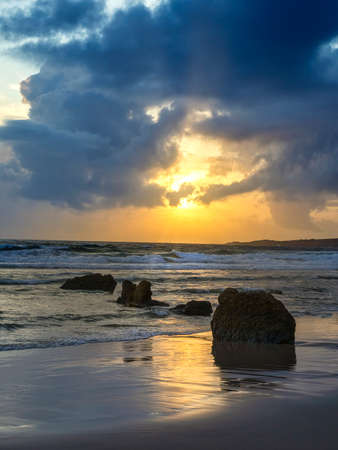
[226,237,338,250]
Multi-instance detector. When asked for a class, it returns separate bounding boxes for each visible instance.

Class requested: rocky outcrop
[61,273,117,292]
[211,288,295,344]
[117,280,169,308]
[171,300,213,316]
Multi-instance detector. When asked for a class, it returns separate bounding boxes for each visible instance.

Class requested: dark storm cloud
[16,0,338,97]
[1,0,338,213]
[0,104,185,208]
[197,96,338,205]
[166,183,195,207]
[0,0,105,38]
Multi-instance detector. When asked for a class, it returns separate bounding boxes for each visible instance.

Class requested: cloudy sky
[1,0,338,243]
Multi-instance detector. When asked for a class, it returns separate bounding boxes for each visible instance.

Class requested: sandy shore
[1,316,338,449]
[5,392,338,450]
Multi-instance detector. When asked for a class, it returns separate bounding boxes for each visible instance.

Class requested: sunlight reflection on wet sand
[0,315,337,437]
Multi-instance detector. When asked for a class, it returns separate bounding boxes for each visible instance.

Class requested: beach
[1,0,338,446]
[1,315,338,449]
[6,393,337,450]
[0,240,338,448]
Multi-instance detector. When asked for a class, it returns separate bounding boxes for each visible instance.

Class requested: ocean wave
[0,278,66,286]
[296,341,338,349]
[0,244,41,252]
[35,313,121,323]
[1,246,338,270]
[158,287,222,295]
[155,286,283,296]
[101,323,157,328]
[64,243,122,253]
[317,275,338,280]
[0,329,205,352]
[0,323,26,331]
[1,261,338,271]
[150,274,294,283]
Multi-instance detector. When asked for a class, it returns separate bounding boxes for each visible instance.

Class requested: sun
[150,132,231,211]
[177,198,197,209]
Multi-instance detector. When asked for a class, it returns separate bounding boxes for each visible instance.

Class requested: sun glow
[176,197,197,209]
[154,170,206,192]
[151,133,236,210]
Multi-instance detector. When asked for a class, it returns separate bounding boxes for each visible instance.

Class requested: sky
[0,0,338,243]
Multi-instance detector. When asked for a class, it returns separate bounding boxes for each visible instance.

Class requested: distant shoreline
[1,237,338,249]
[225,238,338,250]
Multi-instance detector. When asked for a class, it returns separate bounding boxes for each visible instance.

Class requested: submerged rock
[211,288,295,344]
[171,300,212,316]
[170,303,186,314]
[150,299,170,307]
[117,280,169,308]
[184,300,213,316]
[61,273,117,292]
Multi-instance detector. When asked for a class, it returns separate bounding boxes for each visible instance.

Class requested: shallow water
[0,239,338,351]
[1,239,338,441]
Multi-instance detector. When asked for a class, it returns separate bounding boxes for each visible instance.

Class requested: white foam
[0,329,205,352]
[1,249,338,270]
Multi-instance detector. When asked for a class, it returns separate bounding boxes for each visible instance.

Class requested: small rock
[117,280,137,305]
[184,300,213,316]
[133,280,152,306]
[61,273,116,292]
[150,299,170,307]
[171,300,212,316]
[170,303,186,314]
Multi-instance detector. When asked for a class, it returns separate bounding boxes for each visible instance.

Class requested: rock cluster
[61,273,117,292]
[60,276,294,343]
[117,280,169,308]
[211,288,295,344]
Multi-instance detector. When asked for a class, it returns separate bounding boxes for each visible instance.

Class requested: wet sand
[5,393,338,450]
[1,316,338,449]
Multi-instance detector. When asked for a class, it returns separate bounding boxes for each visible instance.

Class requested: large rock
[61,273,117,292]
[171,300,212,316]
[117,280,169,308]
[211,288,295,344]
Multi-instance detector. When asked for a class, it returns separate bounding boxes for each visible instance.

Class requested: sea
[0,239,338,352]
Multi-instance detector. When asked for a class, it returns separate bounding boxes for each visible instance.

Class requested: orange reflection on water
[146,333,226,416]
[144,333,296,418]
